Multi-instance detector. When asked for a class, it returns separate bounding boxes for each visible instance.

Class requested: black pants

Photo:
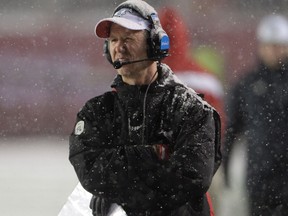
[249,202,288,216]
[247,176,288,216]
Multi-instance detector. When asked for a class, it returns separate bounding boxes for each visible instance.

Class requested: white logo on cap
[74,121,84,135]
[114,8,133,17]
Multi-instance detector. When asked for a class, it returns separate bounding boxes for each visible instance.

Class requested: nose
[114,40,126,53]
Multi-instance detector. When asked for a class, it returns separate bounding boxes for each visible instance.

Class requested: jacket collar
[110,63,182,92]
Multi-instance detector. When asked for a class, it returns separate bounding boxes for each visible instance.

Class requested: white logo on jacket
[74,121,84,135]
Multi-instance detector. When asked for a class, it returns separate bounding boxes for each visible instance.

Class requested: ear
[147,13,170,60]
[103,39,113,65]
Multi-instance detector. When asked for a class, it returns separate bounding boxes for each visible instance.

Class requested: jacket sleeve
[69,97,125,193]
[124,93,221,211]
[69,95,160,208]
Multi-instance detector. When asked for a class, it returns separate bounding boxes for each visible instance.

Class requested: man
[223,14,288,216]
[69,1,221,215]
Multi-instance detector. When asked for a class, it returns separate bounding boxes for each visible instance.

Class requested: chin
[117,66,131,76]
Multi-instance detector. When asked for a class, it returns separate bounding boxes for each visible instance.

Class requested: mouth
[115,58,129,63]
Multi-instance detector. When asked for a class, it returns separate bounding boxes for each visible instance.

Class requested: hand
[152,144,170,160]
[90,196,109,216]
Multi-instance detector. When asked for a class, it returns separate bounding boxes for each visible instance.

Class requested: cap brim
[95,17,147,38]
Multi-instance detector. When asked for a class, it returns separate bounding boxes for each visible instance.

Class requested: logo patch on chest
[74,121,85,135]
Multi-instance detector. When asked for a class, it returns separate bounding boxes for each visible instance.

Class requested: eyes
[109,37,133,45]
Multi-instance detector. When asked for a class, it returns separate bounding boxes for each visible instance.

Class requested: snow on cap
[257,14,288,44]
[95,8,151,38]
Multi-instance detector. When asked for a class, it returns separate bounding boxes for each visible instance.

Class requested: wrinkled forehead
[108,24,148,40]
[109,23,140,34]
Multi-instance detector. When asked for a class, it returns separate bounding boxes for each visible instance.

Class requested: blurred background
[0,0,288,215]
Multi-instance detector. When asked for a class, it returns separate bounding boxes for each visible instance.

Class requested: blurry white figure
[58,183,127,216]
[58,183,92,216]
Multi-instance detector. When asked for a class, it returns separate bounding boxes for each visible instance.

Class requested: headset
[103,0,170,66]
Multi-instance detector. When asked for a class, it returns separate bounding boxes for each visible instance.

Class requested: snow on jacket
[69,63,222,216]
[223,61,288,206]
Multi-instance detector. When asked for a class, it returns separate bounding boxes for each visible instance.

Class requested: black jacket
[224,61,288,206]
[69,64,221,216]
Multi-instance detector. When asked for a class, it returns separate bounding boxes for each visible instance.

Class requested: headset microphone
[113,58,153,69]
[113,60,124,69]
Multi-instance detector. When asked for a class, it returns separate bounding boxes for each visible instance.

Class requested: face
[108,24,149,78]
[258,43,288,69]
